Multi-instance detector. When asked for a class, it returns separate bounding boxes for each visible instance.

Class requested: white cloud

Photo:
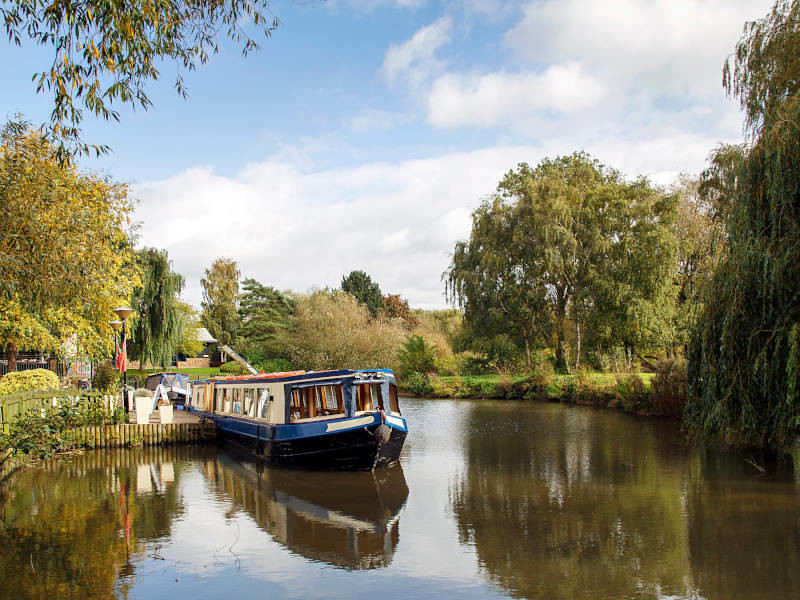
[134,131,727,311]
[427,63,606,128]
[382,16,452,88]
[504,0,774,98]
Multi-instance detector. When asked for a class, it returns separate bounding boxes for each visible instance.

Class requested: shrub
[614,373,649,412]
[459,352,494,375]
[0,369,60,395]
[92,361,119,392]
[575,367,608,405]
[527,361,555,391]
[650,358,687,417]
[406,371,433,396]
[256,358,294,374]
[1,402,127,459]
[428,374,457,397]
[220,361,248,375]
[397,334,436,377]
[283,290,406,371]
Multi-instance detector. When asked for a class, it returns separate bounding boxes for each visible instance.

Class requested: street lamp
[113,307,133,410]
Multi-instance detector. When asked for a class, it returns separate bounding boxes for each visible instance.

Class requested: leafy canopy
[686,0,800,449]
[201,257,240,346]
[1,0,280,159]
[235,277,294,364]
[0,120,139,362]
[446,152,679,370]
[129,248,185,367]
[341,270,383,317]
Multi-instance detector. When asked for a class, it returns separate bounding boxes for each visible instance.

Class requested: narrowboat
[188,369,407,470]
[205,447,408,568]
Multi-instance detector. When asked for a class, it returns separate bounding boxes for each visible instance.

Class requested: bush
[527,361,555,391]
[92,361,119,392]
[650,358,687,417]
[1,402,127,459]
[255,358,294,374]
[0,369,60,395]
[219,361,248,375]
[575,367,608,405]
[397,334,437,376]
[283,290,406,371]
[613,373,649,412]
[406,371,433,396]
[459,352,494,375]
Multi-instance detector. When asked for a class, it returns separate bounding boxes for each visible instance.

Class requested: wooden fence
[0,389,121,434]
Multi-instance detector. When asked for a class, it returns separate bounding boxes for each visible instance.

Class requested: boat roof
[192,368,395,386]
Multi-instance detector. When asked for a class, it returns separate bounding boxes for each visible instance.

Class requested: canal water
[1,399,799,600]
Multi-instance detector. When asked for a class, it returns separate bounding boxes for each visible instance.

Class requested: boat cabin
[189,370,401,425]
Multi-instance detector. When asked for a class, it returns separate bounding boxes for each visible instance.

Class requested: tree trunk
[554,292,568,372]
[574,321,581,372]
[7,342,18,372]
[524,338,531,369]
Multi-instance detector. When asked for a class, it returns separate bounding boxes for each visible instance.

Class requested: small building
[175,327,217,369]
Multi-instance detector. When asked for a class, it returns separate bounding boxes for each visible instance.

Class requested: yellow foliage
[283,290,406,371]
[0,369,60,395]
[0,127,140,358]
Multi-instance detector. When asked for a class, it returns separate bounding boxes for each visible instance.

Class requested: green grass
[125,366,221,383]
[437,372,655,389]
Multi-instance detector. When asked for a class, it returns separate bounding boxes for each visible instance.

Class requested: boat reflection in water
[202,448,409,569]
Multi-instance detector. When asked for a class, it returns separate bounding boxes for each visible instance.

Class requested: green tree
[686,0,800,449]
[201,257,240,346]
[341,270,383,317]
[0,120,138,371]
[1,1,280,159]
[129,248,184,367]
[175,300,204,358]
[446,153,679,371]
[235,277,294,363]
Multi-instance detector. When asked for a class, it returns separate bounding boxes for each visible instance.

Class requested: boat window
[290,389,308,419]
[243,388,255,418]
[232,388,242,415]
[194,387,204,409]
[356,383,382,412]
[257,389,269,419]
[321,385,344,415]
[389,384,400,414]
[222,388,231,414]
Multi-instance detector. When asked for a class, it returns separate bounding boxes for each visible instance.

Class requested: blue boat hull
[191,410,407,470]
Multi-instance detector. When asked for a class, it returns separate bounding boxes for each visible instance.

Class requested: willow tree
[1,1,280,159]
[446,152,678,370]
[685,0,800,449]
[0,121,138,370]
[129,248,185,368]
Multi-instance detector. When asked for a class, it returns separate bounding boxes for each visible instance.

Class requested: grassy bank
[399,371,666,417]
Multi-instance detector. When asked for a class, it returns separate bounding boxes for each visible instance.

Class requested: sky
[0,0,775,310]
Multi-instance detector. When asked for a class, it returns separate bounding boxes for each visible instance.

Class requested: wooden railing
[0,389,120,434]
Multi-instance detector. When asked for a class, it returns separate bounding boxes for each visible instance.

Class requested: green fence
[0,389,120,434]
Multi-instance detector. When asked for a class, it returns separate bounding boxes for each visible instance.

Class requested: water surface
[1,399,799,599]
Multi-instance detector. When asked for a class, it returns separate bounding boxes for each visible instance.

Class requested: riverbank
[398,371,675,417]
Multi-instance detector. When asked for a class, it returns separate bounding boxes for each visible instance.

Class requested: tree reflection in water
[449,401,800,600]
[0,446,192,600]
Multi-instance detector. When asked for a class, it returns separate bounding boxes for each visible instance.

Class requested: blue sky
[0,0,775,309]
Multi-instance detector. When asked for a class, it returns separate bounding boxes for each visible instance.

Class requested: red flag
[114,338,120,370]
[118,337,127,373]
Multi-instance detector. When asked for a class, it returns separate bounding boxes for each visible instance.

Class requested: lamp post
[113,307,133,410]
